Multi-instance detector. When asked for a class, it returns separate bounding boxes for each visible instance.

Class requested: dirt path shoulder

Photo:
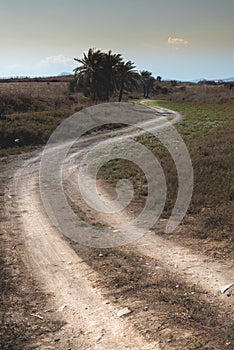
[5,156,159,350]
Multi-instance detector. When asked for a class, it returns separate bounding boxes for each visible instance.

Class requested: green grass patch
[98,100,234,241]
[147,100,234,139]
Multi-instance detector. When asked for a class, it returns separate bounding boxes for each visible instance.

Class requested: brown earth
[1,105,233,349]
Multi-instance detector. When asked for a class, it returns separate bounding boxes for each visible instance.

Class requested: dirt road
[7,163,159,349]
[4,105,234,349]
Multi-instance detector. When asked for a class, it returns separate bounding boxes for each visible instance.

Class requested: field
[0,78,91,153]
[98,99,233,250]
[0,77,233,349]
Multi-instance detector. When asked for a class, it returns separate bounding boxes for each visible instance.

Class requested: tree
[74,48,106,101]
[74,49,124,101]
[140,70,155,98]
[117,61,138,102]
[101,50,123,101]
[73,49,137,102]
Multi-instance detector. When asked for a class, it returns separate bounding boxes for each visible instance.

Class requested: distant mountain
[189,77,234,83]
[58,72,72,76]
[222,77,234,82]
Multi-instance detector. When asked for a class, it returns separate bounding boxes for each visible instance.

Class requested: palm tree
[74,49,124,102]
[74,48,105,101]
[102,50,123,101]
[140,70,155,98]
[74,49,137,102]
[116,61,138,102]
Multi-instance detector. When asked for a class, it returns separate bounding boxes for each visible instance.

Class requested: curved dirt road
[7,160,159,350]
[4,105,234,349]
[6,108,178,350]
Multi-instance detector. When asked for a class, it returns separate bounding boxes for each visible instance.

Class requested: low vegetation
[0,75,233,244]
[0,68,233,349]
[98,100,234,249]
[0,79,92,154]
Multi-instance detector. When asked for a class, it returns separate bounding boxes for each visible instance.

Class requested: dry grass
[0,79,91,153]
[168,84,233,104]
[1,77,234,349]
[127,79,234,105]
[71,243,234,349]
[98,100,234,252]
[0,81,71,114]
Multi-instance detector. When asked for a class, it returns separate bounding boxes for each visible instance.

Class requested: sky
[1,0,233,80]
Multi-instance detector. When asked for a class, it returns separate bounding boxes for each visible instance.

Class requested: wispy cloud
[41,54,73,65]
[168,37,189,45]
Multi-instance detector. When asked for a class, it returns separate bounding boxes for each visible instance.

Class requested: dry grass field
[0,78,92,152]
[0,77,233,349]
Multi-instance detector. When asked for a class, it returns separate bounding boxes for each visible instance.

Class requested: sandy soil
[6,157,160,350]
[3,106,234,349]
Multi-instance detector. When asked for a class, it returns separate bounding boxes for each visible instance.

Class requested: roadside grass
[72,242,234,349]
[0,80,91,155]
[1,80,234,348]
[166,83,234,105]
[0,110,71,152]
[0,82,73,115]
[151,100,233,138]
[98,100,234,246]
[152,101,234,243]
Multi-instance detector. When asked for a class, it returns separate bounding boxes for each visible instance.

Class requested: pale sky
[1,0,233,80]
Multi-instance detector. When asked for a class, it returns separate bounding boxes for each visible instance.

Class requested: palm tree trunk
[146,86,149,98]
[118,81,124,102]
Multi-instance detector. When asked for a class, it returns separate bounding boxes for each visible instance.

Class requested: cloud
[41,54,73,65]
[168,37,189,45]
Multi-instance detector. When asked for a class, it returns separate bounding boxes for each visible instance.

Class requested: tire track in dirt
[5,105,233,349]
[6,159,160,350]
[66,173,234,306]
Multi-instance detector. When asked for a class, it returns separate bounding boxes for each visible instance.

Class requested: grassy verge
[151,100,233,138]
[0,80,91,155]
[0,109,72,154]
[98,100,234,246]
